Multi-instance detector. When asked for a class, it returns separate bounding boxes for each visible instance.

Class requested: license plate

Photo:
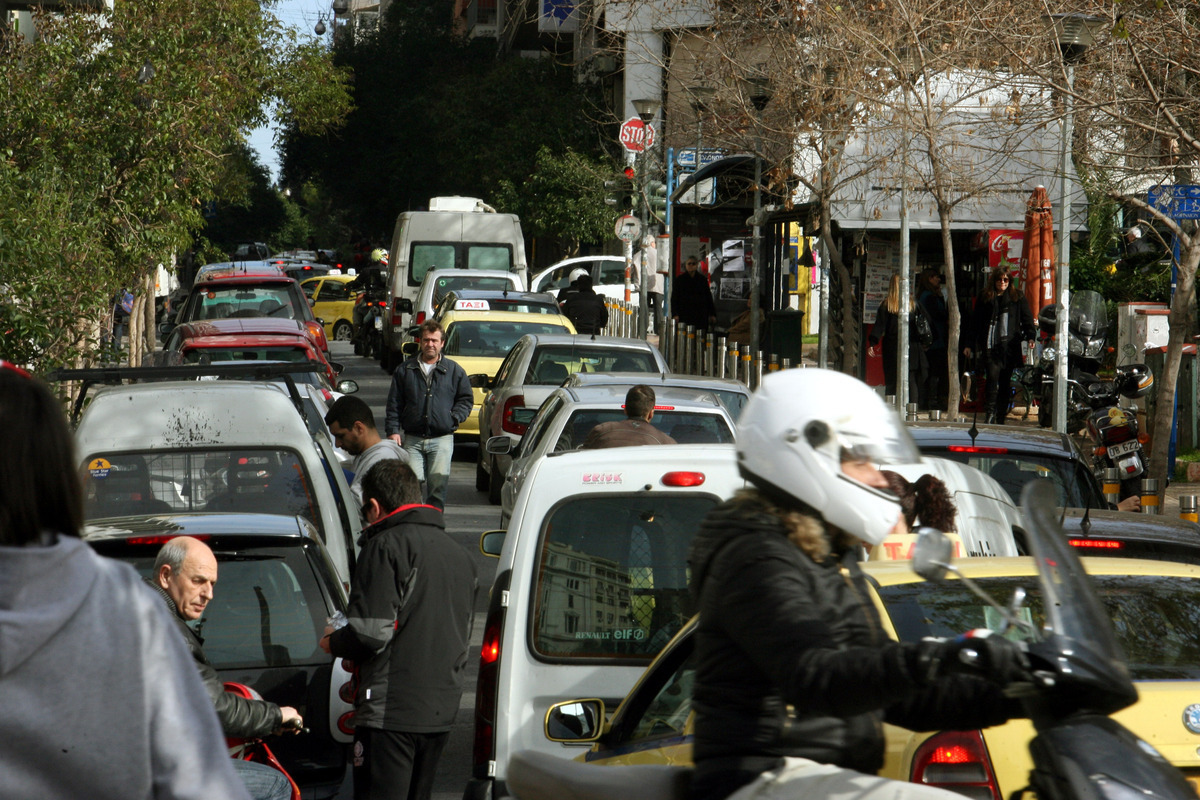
[1109,439,1141,457]
[374,317,383,330]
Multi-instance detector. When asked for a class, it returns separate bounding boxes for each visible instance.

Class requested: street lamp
[746,74,772,361]
[632,97,661,339]
[1047,12,1103,434]
[315,0,350,36]
[895,47,916,414]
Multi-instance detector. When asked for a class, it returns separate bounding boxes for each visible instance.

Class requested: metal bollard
[673,325,685,372]
[740,345,751,385]
[704,334,714,377]
[1140,478,1161,514]
[781,358,791,369]
[728,349,739,382]
[1101,468,1120,508]
[716,337,727,379]
[753,351,764,390]
[686,326,697,374]
[905,403,919,423]
[768,353,779,372]
[885,394,897,410]
[1180,495,1198,523]
[928,409,941,421]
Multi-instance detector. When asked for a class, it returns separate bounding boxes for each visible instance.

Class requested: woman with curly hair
[881,471,958,533]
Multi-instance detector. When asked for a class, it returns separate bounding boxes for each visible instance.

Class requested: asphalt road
[328,341,501,800]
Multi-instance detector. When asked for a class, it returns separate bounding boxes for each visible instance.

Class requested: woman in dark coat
[867,274,926,402]
[916,268,949,411]
[966,267,1036,424]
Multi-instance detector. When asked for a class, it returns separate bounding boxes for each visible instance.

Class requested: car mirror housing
[544,699,606,743]
[479,530,506,557]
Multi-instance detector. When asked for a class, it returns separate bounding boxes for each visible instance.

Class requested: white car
[411,268,527,328]
[474,333,669,502]
[530,255,639,305]
[488,383,737,524]
[564,371,752,421]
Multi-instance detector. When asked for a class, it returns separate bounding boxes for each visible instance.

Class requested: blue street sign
[676,148,725,169]
[1148,184,1200,219]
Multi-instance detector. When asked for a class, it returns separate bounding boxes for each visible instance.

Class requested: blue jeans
[232,758,291,800]
[402,434,454,510]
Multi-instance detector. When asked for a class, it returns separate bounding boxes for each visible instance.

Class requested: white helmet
[569,266,590,283]
[736,369,921,545]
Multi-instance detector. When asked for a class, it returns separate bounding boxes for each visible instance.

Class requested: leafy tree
[494,147,615,256]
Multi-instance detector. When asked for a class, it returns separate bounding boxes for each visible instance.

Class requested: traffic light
[646,180,668,216]
[605,166,635,212]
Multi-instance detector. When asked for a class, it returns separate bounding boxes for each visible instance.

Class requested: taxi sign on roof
[455,299,491,310]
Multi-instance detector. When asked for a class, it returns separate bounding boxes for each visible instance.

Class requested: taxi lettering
[455,299,490,310]
[582,472,623,485]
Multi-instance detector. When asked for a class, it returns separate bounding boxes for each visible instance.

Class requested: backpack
[914,302,935,349]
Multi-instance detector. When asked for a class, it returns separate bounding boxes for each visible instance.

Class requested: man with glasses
[672,255,717,333]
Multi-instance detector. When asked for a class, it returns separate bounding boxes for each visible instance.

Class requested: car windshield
[444,320,569,358]
[184,347,312,363]
[929,449,1099,507]
[81,449,323,534]
[431,276,513,307]
[878,573,1200,680]
[189,285,298,321]
[532,494,718,662]
[90,541,331,670]
[527,346,658,384]
[557,409,734,449]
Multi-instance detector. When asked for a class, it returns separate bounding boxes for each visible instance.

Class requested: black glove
[913,630,1030,686]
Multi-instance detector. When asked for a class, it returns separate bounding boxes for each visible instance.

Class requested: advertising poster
[988,229,1025,272]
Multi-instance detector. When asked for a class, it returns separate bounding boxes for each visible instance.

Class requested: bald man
[148,536,300,800]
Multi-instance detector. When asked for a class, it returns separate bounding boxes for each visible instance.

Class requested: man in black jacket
[150,536,299,800]
[384,320,473,510]
[689,369,1026,800]
[561,273,608,334]
[672,256,716,332]
[320,460,479,800]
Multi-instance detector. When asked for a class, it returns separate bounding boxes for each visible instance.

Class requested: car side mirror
[544,699,606,743]
[401,341,419,357]
[398,298,412,314]
[337,379,359,394]
[485,436,513,455]
[479,530,505,557]
[469,373,491,389]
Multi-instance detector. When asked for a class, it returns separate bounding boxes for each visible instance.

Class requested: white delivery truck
[381,196,527,372]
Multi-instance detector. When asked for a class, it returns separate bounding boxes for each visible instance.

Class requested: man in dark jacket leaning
[320,460,479,800]
[384,319,473,510]
[149,536,299,800]
[561,273,608,334]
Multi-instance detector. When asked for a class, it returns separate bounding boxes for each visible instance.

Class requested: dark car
[82,513,353,798]
[1060,507,1200,564]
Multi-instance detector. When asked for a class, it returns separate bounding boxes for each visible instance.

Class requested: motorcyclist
[556,266,590,306]
[689,368,1027,800]
[350,248,389,351]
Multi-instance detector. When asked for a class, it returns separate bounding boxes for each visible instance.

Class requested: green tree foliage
[495,147,613,257]
[0,0,351,372]
[280,0,612,251]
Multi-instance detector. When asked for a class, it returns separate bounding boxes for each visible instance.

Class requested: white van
[382,196,527,371]
[466,444,747,800]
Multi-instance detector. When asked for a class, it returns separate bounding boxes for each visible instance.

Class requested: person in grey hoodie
[0,360,249,800]
[325,394,411,504]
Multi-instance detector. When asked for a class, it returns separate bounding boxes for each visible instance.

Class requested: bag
[914,303,935,349]
[119,290,134,315]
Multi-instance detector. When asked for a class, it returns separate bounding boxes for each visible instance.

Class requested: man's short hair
[154,538,188,574]
[325,395,376,431]
[625,385,656,419]
[419,320,444,339]
[361,459,422,512]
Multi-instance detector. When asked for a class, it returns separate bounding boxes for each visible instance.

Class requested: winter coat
[562,288,609,334]
[328,504,479,732]
[672,271,717,330]
[384,356,473,439]
[970,292,1035,368]
[146,580,283,739]
[918,289,949,351]
[0,535,248,800]
[687,493,1016,800]
[580,417,677,449]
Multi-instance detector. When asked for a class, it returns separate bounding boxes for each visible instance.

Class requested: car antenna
[1076,494,1091,537]
[968,413,979,447]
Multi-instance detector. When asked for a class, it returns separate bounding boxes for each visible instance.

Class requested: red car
[164,318,340,384]
[160,263,329,353]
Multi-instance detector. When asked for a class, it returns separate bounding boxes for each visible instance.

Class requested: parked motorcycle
[503,480,1195,800]
[1026,291,1153,497]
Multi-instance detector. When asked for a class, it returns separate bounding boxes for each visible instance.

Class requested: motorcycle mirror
[911,527,953,582]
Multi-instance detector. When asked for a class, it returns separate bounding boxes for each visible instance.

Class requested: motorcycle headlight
[1069,337,1084,357]
[1084,339,1105,359]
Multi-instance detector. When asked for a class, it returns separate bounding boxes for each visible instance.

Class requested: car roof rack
[46,362,320,425]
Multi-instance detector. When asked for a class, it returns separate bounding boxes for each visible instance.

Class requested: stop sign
[619,117,656,153]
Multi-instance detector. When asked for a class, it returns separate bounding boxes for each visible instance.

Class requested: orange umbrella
[1019,185,1055,313]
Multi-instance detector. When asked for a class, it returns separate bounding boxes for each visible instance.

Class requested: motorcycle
[223,682,304,800]
[1026,291,1153,497]
[351,286,388,360]
[503,480,1196,800]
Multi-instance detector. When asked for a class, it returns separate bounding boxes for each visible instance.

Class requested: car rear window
[527,346,658,384]
[929,450,1098,507]
[432,276,514,307]
[187,286,298,322]
[183,347,312,363]
[558,409,733,449]
[878,574,1200,680]
[82,449,323,535]
[444,320,569,358]
[531,494,717,662]
[466,245,513,271]
[91,540,331,670]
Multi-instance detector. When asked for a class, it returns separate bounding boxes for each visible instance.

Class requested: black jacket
[147,580,282,739]
[384,355,473,439]
[970,292,1035,366]
[672,270,716,330]
[328,504,479,732]
[688,497,1015,800]
[562,288,609,334]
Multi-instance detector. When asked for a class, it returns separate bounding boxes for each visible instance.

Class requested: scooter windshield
[1068,290,1108,340]
[1020,479,1126,663]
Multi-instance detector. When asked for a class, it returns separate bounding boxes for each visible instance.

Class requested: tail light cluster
[415,311,427,324]
[910,730,1000,800]
[336,660,357,736]
[472,597,505,773]
[502,395,529,436]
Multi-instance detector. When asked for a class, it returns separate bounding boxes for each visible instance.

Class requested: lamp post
[1047,13,1102,433]
[315,0,350,36]
[817,65,836,370]
[632,97,662,339]
[896,48,915,413]
[686,84,716,336]
[746,75,772,361]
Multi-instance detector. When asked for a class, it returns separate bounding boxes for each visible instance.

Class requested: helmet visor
[835,421,920,467]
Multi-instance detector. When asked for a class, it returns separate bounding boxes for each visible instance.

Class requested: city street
[329,341,499,800]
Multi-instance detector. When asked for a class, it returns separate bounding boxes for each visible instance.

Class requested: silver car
[474,333,669,502]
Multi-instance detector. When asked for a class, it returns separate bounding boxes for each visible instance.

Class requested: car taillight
[415,311,426,324]
[947,445,1008,454]
[376,300,387,307]
[910,730,1000,800]
[336,711,356,736]
[127,534,210,546]
[502,395,528,436]
[391,300,405,325]
[1069,538,1124,550]
[305,320,329,351]
[662,471,706,487]
[472,603,504,773]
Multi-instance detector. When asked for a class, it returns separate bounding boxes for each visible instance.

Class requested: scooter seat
[507,749,691,800]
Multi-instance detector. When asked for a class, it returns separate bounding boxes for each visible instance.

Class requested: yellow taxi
[542,557,1200,795]
[301,274,358,342]
[439,307,575,440]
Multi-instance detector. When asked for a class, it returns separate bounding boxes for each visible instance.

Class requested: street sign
[615,214,641,242]
[675,148,725,169]
[619,118,656,153]
[1148,184,1200,220]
